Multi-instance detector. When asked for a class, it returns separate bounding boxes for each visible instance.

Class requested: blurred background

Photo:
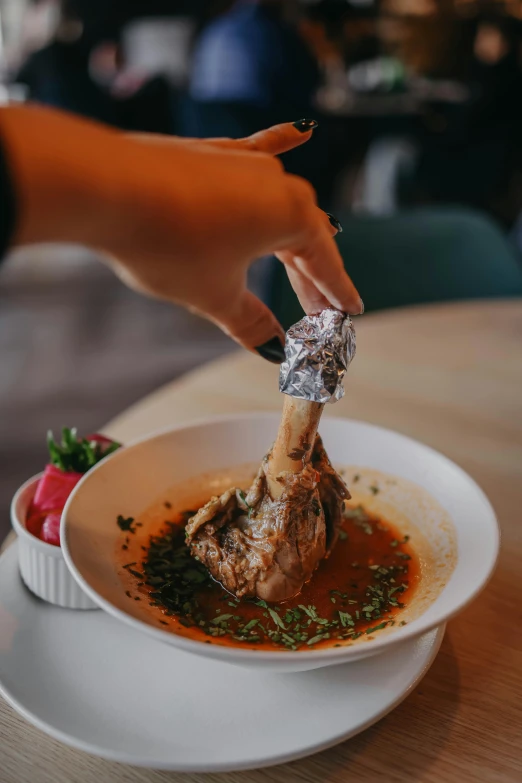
[1,0,522,540]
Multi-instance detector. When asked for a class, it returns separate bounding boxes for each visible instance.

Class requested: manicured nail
[357,298,365,315]
[326,213,343,233]
[293,118,319,133]
[255,337,286,364]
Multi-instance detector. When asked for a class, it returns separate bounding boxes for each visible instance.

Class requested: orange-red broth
[119,500,419,651]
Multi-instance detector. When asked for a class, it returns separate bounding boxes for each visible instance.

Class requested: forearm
[0,105,130,250]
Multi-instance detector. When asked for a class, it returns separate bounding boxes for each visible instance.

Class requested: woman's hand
[2,106,362,358]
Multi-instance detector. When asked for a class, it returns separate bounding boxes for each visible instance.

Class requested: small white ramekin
[10,473,98,609]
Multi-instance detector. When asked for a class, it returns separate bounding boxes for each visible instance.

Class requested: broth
[119,497,420,651]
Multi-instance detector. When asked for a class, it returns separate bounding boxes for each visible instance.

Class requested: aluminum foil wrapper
[279,308,356,404]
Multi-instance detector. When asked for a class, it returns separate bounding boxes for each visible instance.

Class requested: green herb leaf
[238,490,253,517]
[210,613,233,625]
[338,611,354,627]
[268,607,287,630]
[366,621,388,634]
[281,633,296,646]
[307,635,324,646]
[298,604,318,621]
[47,428,120,474]
[117,515,135,533]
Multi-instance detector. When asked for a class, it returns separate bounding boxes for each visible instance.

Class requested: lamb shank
[185,309,356,602]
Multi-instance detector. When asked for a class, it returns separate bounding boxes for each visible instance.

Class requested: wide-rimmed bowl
[61,414,499,673]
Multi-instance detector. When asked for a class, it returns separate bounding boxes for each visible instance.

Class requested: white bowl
[61,414,499,673]
[11,474,98,610]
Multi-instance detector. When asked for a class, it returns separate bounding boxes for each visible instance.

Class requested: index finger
[208,120,319,155]
[128,120,318,156]
[276,216,363,316]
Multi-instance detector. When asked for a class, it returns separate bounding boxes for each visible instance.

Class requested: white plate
[0,543,445,771]
[62,414,498,673]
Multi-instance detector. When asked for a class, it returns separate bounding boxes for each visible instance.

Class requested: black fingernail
[293,118,319,133]
[326,213,343,233]
[255,337,286,364]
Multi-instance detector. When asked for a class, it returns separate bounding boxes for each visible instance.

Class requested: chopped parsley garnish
[299,604,319,621]
[267,607,287,630]
[238,490,253,517]
[210,613,233,625]
[129,501,412,651]
[307,634,325,646]
[338,611,354,627]
[366,622,388,634]
[117,515,136,533]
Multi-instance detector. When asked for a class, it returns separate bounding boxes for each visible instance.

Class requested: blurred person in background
[468,13,522,234]
[13,0,120,124]
[406,11,522,231]
[189,0,319,124]
[468,14,522,150]
[186,0,331,202]
[13,0,177,134]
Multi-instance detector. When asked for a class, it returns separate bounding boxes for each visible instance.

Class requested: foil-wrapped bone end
[279,308,356,404]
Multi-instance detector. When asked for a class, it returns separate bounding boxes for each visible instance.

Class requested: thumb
[209,290,286,363]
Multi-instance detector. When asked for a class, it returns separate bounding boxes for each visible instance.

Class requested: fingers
[276,209,349,314]
[284,265,331,314]
[209,289,286,362]
[201,120,319,156]
[291,227,362,314]
[128,120,318,157]
[276,177,363,315]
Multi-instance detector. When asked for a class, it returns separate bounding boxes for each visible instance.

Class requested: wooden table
[2,300,522,783]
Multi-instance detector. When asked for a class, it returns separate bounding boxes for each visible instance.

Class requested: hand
[2,106,362,357]
[113,122,363,353]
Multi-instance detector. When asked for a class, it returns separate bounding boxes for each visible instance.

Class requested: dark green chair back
[269,208,522,329]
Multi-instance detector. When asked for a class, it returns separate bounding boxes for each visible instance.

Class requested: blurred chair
[268,208,522,328]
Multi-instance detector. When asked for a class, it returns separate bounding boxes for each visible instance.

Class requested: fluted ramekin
[10,474,98,609]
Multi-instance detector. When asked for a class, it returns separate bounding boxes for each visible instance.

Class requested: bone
[265,396,324,499]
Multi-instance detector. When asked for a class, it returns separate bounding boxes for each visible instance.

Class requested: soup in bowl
[61,414,498,673]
